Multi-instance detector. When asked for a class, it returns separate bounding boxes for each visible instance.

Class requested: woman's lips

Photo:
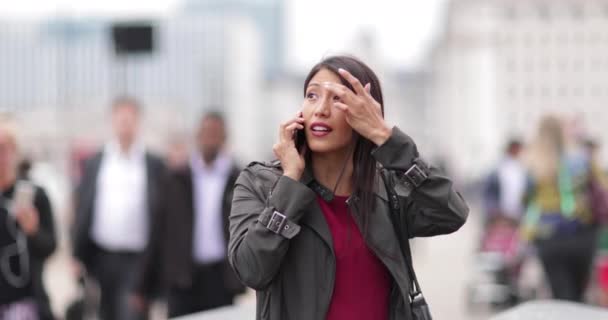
[309,122,333,137]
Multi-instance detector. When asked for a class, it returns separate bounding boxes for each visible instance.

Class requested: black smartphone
[294,128,306,151]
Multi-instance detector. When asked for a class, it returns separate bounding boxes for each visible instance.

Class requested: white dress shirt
[191,152,232,264]
[91,141,149,252]
[497,157,527,220]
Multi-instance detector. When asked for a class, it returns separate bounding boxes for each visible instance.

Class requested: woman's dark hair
[303,55,384,232]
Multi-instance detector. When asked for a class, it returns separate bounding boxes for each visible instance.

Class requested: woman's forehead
[308,69,341,85]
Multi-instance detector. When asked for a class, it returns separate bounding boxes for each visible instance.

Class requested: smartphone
[13,180,35,213]
[294,128,306,151]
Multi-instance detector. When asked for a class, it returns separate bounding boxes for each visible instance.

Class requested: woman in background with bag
[228,55,469,320]
[522,115,599,302]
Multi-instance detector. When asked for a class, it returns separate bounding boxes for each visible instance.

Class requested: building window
[571,5,584,19]
[524,33,534,47]
[540,59,550,72]
[504,6,517,20]
[538,4,550,20]
[589,32,600,44]
[574,33,584,45]
[540,33,550,44]
[525,86,535,97]
[508,87,517,99]
[540,87,550,97]
[506,59,516,72]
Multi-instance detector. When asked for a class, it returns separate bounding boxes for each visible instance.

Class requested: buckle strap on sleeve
[402,158,430,190]
[258,209,301,239]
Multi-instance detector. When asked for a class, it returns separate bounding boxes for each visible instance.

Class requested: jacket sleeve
[27,187,57,259]
[372,127,469,238]
[228,167,316,290]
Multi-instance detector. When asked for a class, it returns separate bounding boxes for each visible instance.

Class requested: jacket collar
[298,164,389,202]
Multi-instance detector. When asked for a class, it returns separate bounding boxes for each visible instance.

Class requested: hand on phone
[13,181,39,235]
[294,127,306,152]
[15,206,40,235]
[14,181,35,211]
[273,111,307,181]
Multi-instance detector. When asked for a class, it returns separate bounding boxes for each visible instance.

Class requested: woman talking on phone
[229,56,469,320]
[0,120,57,320]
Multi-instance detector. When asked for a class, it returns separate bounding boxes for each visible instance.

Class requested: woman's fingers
[338,68,366,95]
[280,122,304,143]
[333,102,349,113]
[279,114,304,135]
[322,82,357,106]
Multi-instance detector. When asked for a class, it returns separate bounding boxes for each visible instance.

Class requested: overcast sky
[0,0,449,69]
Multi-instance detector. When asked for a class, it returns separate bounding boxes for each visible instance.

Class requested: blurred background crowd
[1,0,608,319]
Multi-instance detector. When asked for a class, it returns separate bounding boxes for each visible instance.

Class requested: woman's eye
[332,95,341,102]
[306,93,317,100]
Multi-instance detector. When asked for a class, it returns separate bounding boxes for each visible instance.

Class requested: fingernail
[338,68,346,73]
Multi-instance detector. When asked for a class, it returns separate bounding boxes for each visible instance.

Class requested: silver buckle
[404,164,428,188]
[267,211,287,234]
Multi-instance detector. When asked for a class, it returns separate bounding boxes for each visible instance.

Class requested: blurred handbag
[382,170,433,320]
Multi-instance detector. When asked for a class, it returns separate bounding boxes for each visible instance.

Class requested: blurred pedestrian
[228,56,469,319]
[522,115,598,302]
[0,120,57,320]
[133,111,244,318]
[71,97,165,320]
[475,139,527,306]
[483,139,527,224]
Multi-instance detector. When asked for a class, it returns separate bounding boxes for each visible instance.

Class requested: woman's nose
[313,96,331,117]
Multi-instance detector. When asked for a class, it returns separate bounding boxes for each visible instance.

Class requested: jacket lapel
[365,177,411,302]
[297,166,334,253]
[83,152,104,231]
[145,154,159,221]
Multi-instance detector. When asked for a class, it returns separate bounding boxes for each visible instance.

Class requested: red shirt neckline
[316,195,391,320]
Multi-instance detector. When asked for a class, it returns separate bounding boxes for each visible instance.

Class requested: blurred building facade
[182,0,285,79]
[429,0,608,178]
[0,4,432,171]
[0,12,269,162]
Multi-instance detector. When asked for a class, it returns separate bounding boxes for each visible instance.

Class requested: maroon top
[317,195,391,320]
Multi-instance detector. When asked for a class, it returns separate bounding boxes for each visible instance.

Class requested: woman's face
[302,68,354,154]
[0,131,17,176]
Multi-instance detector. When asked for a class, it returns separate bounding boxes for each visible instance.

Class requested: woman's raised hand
[323,68,391,146]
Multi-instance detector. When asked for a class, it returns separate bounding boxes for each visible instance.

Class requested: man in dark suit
[133,111,244,318]
[72,97,165,320]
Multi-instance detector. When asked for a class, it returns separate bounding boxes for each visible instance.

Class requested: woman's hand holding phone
[15,206,39,236]
[273,111,306,181]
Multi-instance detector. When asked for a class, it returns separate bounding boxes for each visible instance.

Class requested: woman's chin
[307,141,346,154]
